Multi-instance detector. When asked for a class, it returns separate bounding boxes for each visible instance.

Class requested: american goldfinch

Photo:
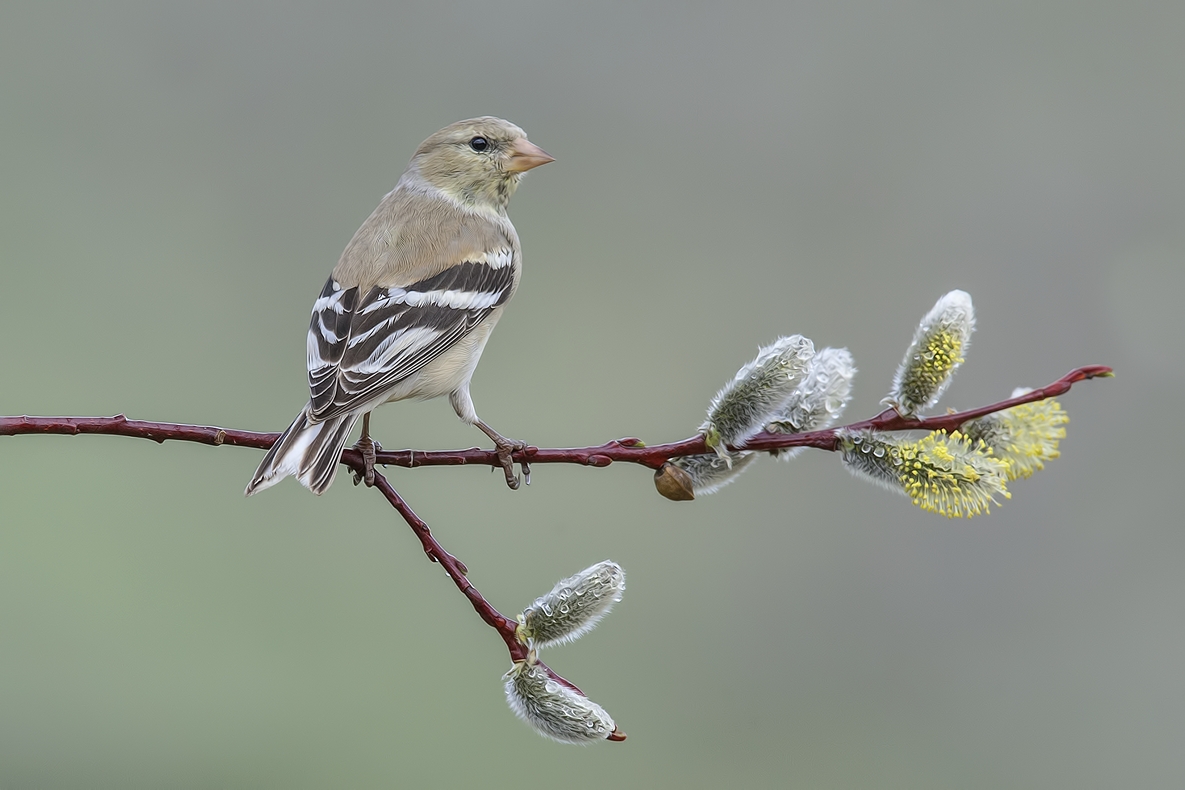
[246,117,553,496]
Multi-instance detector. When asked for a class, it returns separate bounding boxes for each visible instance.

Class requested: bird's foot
[351,436,382,487]
[492,435,530,490]
[474,419,530,490]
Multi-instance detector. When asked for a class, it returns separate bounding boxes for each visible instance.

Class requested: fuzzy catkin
[518,561,626,649]
[840,428,1010,518]
[888,290,975,415]
[702,335,815,450]
[768,346,856,459]
[504,660,616,744]
[669,451,758,496]
[960,388,1068,480]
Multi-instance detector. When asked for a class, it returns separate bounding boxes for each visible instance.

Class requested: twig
[352,455,524,658]
[0,365,1112,466]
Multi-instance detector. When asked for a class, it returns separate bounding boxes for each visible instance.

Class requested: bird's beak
[505,138,555,172]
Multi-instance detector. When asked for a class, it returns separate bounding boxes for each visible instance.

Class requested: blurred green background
[2,2,1182,787]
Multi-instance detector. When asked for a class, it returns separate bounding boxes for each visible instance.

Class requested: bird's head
[410,117,554,212]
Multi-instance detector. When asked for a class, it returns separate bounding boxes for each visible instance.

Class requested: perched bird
[246,117,554,496]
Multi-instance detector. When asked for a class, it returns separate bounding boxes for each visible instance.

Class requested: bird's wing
[306,253,516,421]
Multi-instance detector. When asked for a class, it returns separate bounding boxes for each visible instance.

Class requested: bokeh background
[2,2,1182,787]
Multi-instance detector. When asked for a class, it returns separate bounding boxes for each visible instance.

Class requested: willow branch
[0,365,1112,466]
[351,454,524,658]
[739,363,1113,453]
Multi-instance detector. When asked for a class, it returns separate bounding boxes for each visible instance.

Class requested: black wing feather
[305,261,514,422]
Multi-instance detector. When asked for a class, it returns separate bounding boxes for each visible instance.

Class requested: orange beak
[505,138,555,172]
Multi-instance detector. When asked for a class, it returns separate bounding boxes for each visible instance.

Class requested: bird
[245,117,554,496]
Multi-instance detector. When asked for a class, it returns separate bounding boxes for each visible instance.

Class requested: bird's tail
[245,407,359,496]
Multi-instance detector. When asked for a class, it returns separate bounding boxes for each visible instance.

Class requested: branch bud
[886,290,975,415]
[840,428,1010,518]
[505,658,618,744]
[653,462,697,500]
[517,561,626,649]
[960,389,1069,480]
[701,335,815,453]
[767,347,857,459]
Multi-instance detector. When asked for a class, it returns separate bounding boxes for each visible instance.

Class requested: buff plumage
[247,117,553,496]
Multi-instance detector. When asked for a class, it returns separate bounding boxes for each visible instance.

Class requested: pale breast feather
[306,259,516,421]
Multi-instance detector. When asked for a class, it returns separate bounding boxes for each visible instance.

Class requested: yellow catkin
[962,395,1069,481]
[840,428,1010,518]
[996,400,1068,479]
[902,431,1010,517]
[887,290,975,415]
[899,331,964,410]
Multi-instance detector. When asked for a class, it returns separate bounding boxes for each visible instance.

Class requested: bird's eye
[469,136,489,152]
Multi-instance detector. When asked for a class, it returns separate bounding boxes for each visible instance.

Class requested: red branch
[740,363,1113,453]
[0,363,1108,746]
[356,457,525,659]
[0,365,1112,466]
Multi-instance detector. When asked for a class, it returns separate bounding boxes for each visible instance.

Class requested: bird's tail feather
[245,408,359,496]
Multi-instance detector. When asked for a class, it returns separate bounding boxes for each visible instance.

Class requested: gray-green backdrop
[2,2,1182,787]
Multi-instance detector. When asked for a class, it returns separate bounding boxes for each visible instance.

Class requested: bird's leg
[351,411,381,487]
[474,419,530,490]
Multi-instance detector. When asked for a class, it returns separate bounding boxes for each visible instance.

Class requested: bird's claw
[351,435,380,487]
[493,438,530,490]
